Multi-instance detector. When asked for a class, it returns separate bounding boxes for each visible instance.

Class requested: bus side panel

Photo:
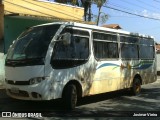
[120,59,157,88]
[89,61,122,95]
[120,60,140,88]
[139,59,157,85]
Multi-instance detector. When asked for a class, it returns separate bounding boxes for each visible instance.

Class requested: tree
[80,0,91,21]
[81,0,108,24]
[53,0,108,24]
[93,0,107,25]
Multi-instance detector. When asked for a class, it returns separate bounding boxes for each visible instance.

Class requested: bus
[5,22,157,109]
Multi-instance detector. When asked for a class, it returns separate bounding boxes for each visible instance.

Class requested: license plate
[10,87,19,94]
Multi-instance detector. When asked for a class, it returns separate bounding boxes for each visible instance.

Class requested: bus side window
[93,32,118,60]
[139,38,155,59]
[120,36,139,59]
[139,45,154,59]
[108,42,118,58]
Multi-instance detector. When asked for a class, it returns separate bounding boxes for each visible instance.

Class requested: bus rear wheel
[63,84,77,110]
[131,78,141,95]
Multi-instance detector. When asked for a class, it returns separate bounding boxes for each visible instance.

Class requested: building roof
[101,24,122,29]
[156,45,160,53]
[3,0,84,21]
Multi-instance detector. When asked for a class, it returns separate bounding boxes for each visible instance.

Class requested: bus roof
[34,22,154,39]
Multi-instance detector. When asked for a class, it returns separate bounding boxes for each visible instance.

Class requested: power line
[120,0,159,13]
[108,2,143,15]
[108,2,138,13]
[93,2,160,21]
[92,14,134,18]
[104,5,160,21]
[136,0,160,11]
[108,1,160,21]
[110,15,140,18]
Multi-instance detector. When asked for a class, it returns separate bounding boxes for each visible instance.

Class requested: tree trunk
[97,6,101,26]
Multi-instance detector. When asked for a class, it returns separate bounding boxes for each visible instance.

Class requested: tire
[131,78,141,96]
[63,84,77,110]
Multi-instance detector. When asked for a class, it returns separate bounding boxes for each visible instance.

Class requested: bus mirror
[62,32,71,45]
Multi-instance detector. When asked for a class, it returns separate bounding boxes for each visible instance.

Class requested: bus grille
[6,80,30,85]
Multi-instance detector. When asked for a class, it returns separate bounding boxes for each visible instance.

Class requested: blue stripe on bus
[97,63,120,70]
[96,63,153,70]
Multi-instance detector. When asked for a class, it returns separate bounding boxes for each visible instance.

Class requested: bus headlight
[29,77,45,85]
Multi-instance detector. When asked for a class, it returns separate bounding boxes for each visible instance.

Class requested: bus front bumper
[4,79,61,101]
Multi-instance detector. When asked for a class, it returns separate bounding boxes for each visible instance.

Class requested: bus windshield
[6,25,60,60]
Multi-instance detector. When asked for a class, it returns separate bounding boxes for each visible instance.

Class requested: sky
[46,0,160,43]
[92,0,160,43]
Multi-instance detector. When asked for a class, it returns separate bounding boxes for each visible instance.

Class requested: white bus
[5,22,157,109]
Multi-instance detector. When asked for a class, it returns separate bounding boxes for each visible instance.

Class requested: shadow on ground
[0,85,160,117]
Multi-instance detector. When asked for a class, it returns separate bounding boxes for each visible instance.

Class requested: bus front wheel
[63,84,77,110]
[131,78,141,95]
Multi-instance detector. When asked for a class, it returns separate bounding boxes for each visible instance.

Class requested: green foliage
[93,0,106,7]
[100,13,108,24]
